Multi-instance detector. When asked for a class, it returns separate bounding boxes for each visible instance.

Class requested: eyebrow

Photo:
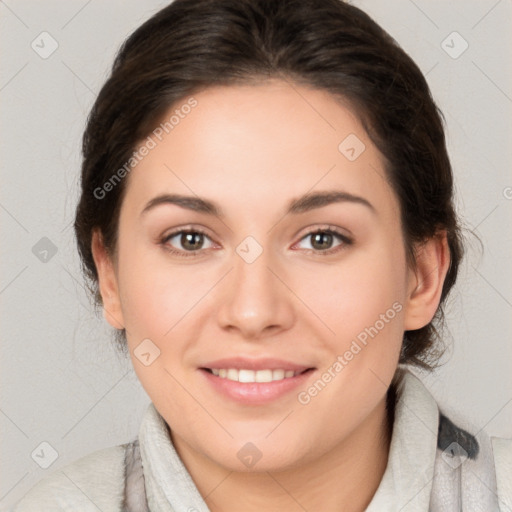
[140,190,376,218]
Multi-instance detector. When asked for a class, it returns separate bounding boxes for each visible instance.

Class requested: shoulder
[491,436,512,510]
[397,369,512,507]
[434,408,512,508]
[12,442,130,512]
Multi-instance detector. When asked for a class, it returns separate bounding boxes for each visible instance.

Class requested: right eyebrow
[140,194,222,218]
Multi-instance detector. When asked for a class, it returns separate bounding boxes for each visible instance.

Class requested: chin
[198,435,311,474]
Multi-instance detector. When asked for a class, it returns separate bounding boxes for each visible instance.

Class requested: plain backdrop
[1,0,511,509]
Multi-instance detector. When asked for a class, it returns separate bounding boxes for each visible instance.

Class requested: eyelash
[159,225,353,258]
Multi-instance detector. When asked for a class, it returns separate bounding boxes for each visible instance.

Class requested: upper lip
[200,357,314,372]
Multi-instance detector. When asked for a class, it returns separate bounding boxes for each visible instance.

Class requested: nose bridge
[216,235,294,337]
[234,236,274,296]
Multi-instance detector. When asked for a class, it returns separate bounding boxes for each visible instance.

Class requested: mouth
[201,367,313,383]
[198,359,316,404]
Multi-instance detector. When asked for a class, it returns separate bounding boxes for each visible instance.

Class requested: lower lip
[199,368,315,405]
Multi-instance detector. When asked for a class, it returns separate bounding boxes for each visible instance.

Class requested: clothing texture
[12,367,512,511]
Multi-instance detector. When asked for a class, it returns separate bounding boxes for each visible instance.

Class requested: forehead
[121,81,398,221]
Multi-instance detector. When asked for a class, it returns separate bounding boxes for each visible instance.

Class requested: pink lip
[200,357,312,372]
[200,368,315,405]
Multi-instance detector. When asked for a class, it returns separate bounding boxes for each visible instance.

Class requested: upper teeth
[210,368,298,383]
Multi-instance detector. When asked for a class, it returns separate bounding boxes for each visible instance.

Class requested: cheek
[302,240,407,345]
[116,237,206,339]
[293,243,406,432]
[117,244,209,409]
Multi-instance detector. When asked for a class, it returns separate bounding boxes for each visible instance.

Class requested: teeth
[209,368,302,383]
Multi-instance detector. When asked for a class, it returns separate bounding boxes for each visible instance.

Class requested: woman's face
[94,80,426,472]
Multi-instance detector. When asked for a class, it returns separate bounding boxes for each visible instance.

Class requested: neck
[171,387,395,512]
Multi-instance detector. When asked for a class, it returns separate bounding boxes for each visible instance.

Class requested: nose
[216,242,295,340]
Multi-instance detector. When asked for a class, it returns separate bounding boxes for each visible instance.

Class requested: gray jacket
[12,368,512,511]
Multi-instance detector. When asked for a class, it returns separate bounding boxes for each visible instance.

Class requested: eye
[160,228,215,257]
[293,227,352,256]
[160,225,352,258]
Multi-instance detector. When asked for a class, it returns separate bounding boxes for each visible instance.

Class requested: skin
[92,79,450,512]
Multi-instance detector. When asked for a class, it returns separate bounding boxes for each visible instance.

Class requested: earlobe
[403,232,451,331]
[90,228,125,330]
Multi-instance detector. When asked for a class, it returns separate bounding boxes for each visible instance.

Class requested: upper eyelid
[162,225,351,249]
[162,227,215,246]
[292,228,352,250]
[296,224,352,239]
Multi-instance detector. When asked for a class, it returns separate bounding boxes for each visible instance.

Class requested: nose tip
[216,243,295,339]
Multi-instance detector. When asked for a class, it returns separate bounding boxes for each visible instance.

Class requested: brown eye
[310,231,335,250]
[161,229,215,257]
[180,231,205,251]
[294,228,352,256]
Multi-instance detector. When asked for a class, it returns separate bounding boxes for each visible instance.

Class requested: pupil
[312,232,332,250]
[182,232,203,250]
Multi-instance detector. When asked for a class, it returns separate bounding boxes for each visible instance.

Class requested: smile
[207,368,305,383]
[200,361,316,404]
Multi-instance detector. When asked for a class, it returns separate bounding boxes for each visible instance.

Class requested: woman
[13,0,511,510]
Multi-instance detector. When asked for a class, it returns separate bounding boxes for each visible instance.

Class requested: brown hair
[74,0,463,370]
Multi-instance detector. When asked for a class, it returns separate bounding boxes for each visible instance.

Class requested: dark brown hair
[74,0,463,370]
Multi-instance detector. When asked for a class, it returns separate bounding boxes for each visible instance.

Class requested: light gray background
[1,0,511,509]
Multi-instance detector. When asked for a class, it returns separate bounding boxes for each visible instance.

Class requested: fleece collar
[136,367,499,511]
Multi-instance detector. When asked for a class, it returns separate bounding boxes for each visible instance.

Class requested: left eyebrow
[286,190,376,215]
[139,190,376,219]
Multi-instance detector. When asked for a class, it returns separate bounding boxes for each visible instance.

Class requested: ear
[403,231,451,331]
[90,228,125,330]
